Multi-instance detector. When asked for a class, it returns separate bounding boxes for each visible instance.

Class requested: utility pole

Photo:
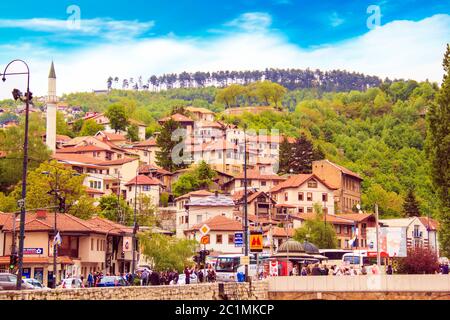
[375,204,380,268]
[131,170,138,278]
[243,129,249,282]
[53,170,59,289]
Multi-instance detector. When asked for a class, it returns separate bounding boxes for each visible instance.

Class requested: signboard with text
[24,248,43,255]
[234,232,243,247]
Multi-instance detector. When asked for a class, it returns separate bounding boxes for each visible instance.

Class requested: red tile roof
[139,164,172,176]
[418,217,439,231]
[98,157,137,166]
[99,132,127,141]
[134,138,157,148]
[265,226,294,238]
[158,113,194,123]
[234,170,286,181]
[269,173,337,193]
[125,175,162,186]
[56,145,109,153]
[188,215,243,232]
[336,213,374,222]
[52,153,104,166]
[318,159,363,180]
[186,107,214,114]
[292,213,355,225]
[175,190,214,200]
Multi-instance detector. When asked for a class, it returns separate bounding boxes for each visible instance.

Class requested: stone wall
[269,291,450,300]
[0,281,269,301]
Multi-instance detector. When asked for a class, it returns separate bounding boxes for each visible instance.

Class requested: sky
[0,0,449,98]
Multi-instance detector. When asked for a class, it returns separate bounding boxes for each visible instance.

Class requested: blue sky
[0,0,449,97]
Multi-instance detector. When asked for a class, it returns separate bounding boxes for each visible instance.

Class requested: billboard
[366,227,407,257]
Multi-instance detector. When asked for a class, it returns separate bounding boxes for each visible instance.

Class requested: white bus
[215,254,266,282]
[319,249,353,266]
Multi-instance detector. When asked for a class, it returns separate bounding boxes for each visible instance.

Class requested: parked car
[0,273,35,290]
[176,273,198,285]
[58,278,84,289]
[23,278,49,290]
[96,276,128,287]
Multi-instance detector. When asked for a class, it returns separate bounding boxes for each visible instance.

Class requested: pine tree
[426,44,450,256]
[278,136,293,174]
[403,189,420,217]
[156,119,186,171]
[290,133,324,174]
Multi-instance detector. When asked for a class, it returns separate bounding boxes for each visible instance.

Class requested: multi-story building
[226,169,286,194]
[312,159,363,214]
[0,210,134,287]
[125,175,163,207]
[269,173,337,217]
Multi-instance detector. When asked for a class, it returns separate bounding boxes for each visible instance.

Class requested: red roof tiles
[269,173,337,193]
[125,175,162,186]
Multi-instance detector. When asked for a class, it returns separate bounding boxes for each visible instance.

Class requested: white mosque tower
[46,61,57,153]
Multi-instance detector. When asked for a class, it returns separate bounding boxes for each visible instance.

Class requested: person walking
[386,264,393,275]
[87,272,94,288]
[184,266,191,285]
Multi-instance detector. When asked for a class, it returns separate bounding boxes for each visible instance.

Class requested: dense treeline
[107,68,383,93]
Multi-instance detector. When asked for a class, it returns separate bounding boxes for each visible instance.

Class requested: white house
[184,215,243,254]
[269,173,337,216]
[125,175,163,208]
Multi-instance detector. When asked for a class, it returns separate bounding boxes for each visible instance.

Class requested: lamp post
[243,128,249,282]
[131,169,139,278]
[1,59,32,290]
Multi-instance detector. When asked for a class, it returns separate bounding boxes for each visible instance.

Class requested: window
[261,181,267,186]
[216,234,223,244]
[307,180,318,188]
[97,239,99,251]
[144,152,148,156]
[307,192,313,201]
[142,185,151,191]
[336,225,341,234]
[298,207,304,213]
[91,239,94,251]
[306,207,313,213]
[338,239,342,248]
[344,226,349,234]
[298,192,304,201]
[228,234,234,244]
[322,193,328,202]
[284,193,288,201]
[196,215,202,224]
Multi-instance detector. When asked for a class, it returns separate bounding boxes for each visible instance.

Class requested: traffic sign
[250,232,263,252]
[200,235,210,245]
[234,232,243,247]
[240,256,250,266]
[200,224,210,236]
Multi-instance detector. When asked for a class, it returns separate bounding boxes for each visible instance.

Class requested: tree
[98,194,133,226]
[248,81,287,107]
[68,195,98,220]
[0,192,17,212]
[79,119,104,136]
[105,103,129,133]
[215,84,246,108]
[0,113,51,192]
[9,160,87,212]
[126,124,139,142]
[136,193,158,227]
[172,161,216,197]
[426,44,450,257]
[395,247,439,274]
[293,203,338,249]
[403,188,421,217]
[56,111,74,137]
[278,136,293,174]
[139,232,197,272]
[288,133,324,174]
[156,118,186,171]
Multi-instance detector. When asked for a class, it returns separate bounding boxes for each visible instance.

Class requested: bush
[160,192,169,207]
[395,247,439,274]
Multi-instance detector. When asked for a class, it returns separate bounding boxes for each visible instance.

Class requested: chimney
[36,210,47,219]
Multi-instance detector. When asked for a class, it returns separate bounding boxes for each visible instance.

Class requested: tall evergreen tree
[278,136,293,174]
[289,133,324,174]
[403,188,421,217]
[156,119,185,171]
[426,44,450,256]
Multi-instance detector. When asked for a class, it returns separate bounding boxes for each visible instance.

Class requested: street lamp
[1,59,32,290]
[243,127,249,282]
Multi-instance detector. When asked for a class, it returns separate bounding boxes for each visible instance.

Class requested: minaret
[46,61,57,153]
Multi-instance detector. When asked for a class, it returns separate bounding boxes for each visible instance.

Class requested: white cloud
[0,13,449,99]
[330,12,345,27]
[0,18,155,41]
[225,12,273,33]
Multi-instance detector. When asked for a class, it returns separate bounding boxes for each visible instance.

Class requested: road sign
[200,224,210,236]
[250,232,263,252]
[200,235,210,245]
[240,256,250,266]
[234,232,243,247]
[24,248,43,255]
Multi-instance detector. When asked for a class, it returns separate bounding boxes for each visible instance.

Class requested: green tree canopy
[98,194,133,226]
[126,124,139,142]
[79,119,104,136]
[139,232,197,272]
[215,84,247,108]
[172,161,216,197]
[155,118,186,171]
[293,203,338,249]
[403,188,421,217]
[105,103,129,133]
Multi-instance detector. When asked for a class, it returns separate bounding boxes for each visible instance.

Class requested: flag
[54,232,62,246]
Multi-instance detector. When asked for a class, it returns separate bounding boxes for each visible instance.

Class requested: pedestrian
[312,264,322,276]
[87,272,94,287]
[197,268,204,283]
[361,265,367,275]
[386,264,393,275]
[322,265,329,276]
[301,267,308,276]
[292,265,298,276]
[440,263,449,275]
[184,266,191,285]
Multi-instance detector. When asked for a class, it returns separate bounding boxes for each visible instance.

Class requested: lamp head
[1,76,5,82]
